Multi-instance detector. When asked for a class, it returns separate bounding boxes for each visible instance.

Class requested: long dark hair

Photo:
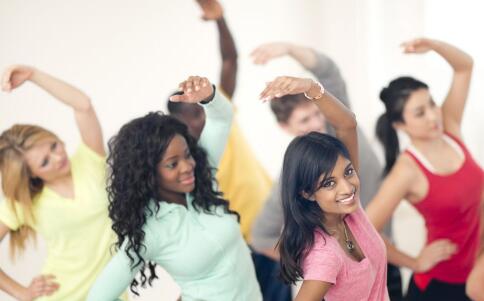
[278,132,350,284]
[376,76,428,175]
[106,111,238,295]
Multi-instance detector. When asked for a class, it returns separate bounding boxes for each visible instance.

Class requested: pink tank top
[405,133,483,289]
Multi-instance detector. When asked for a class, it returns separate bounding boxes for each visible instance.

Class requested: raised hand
[1,65,35,92]
[169,76,214,103]
[401,38,434,54]
[250,42,292,65]
[415,239,457,273]
[19,275,59,301]
[259,76,320,102]
[195,0,223,21]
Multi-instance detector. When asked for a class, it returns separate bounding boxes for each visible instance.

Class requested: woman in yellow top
[0,65,124,301]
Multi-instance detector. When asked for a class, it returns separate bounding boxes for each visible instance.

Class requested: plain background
[1,0,483,300]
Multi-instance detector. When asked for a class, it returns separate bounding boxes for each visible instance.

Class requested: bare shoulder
[388,153,418,183]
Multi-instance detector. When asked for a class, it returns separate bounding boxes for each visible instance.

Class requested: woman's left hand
[169,76,214,103]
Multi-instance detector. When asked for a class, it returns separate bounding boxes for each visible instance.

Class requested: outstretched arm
[1,65,104,156]
[401,38,473,138]
[195,0,238,98]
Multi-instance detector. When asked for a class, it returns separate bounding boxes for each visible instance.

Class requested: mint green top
[87,92,262,301]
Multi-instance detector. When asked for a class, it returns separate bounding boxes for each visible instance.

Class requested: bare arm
[1,66,104,156]
[314,90,358,171]
[195,0,238,98]
[366,155,458,271]
[402,38,473,138]
[295,280,331,301]
[216,17,237,98]
[251,42,317,69]
[0,222,24,300]
[0,222,58,300]
[466,253,484,301]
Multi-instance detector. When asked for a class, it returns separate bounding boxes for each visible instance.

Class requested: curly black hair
[106,111,238,295]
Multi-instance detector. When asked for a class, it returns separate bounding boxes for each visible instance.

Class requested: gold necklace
[342,221,355,252]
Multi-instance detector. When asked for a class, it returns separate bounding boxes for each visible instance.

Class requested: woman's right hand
[1,65,35,92]
[19,275,59,301]
[415,239,457,273]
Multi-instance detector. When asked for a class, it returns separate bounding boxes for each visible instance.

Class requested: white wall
[1,1,483,300]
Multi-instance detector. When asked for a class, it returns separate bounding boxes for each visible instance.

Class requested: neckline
[43,172,76,201]
[407,135,466,177]
[323,214,368,264]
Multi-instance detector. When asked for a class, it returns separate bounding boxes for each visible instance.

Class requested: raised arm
[195,0,238,98]
[260,76,358,171]
[170,76,233,167]
[401,38,473,138]
[1,65,104,156]
[252,43,350,108]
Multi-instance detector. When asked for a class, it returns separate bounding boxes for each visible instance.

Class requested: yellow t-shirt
[0,144,126,301]
[216,121,272,242]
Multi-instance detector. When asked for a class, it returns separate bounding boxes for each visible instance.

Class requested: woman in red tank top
[366,38,483,301]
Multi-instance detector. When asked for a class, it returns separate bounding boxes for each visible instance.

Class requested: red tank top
[405,133,483,289]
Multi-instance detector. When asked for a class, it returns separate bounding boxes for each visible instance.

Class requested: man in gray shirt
[251,42,402,300]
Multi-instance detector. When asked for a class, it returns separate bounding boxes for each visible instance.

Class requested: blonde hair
[0,124,59,256]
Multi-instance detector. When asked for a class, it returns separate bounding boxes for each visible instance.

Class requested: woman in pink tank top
[366,38,483,301]
[260,76,389,300]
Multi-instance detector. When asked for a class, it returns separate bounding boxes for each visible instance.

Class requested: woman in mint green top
[87,76,262,301]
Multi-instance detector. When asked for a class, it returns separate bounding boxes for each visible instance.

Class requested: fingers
[260,76,292,101]
[428,239,458,262]
[260,77,283,101]
[400,38,427,53]
[30,274,59,297]
[400,42,414,53]
[259,76,307,102]
[1,67,14,92]
[251,44,277,65]
[251,47,269,65]
[169,76,211,103]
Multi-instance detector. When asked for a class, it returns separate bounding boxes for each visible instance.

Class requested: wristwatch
[304,81,325,101]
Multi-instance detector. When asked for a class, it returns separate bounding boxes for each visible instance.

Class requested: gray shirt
[251,52,392,251]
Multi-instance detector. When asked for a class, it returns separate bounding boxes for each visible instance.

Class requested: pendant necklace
[342,221,355,252]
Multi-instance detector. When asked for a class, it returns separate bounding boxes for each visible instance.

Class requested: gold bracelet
[304,81,325,100]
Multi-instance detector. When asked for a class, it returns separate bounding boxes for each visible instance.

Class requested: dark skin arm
[216,17,238,98]
[196,0,238,98]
